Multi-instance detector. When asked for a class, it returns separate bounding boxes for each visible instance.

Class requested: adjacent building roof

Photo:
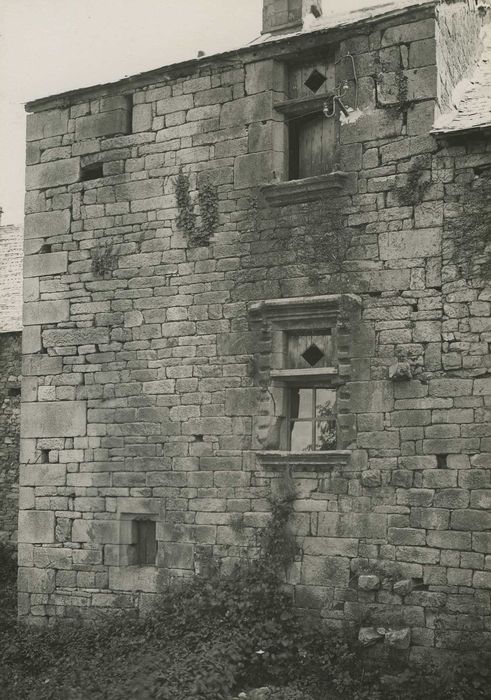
[0,225,23,333]
[252,0,436,44]
[433,21,491,135]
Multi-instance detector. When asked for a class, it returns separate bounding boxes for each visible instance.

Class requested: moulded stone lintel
[259,172,354,207]
[249,293,362,329]
[256,450,351,471]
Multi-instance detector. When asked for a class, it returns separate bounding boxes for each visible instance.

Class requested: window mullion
[312,388,316,451]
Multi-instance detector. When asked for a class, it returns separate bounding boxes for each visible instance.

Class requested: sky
[0,0,369,225]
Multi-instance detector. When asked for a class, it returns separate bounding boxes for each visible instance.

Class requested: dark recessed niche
[8,387,21,397]
[40,449,49,464]
[436,454,448,469]
[39,243,52,254]
[194,434,204,442]
[304,69,327,94]
[81,163,104,181]
[368,291,382,298]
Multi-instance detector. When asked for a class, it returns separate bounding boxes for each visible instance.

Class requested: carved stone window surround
[249,294,361,469]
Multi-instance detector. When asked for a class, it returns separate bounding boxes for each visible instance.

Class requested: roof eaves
[26,0,437,113]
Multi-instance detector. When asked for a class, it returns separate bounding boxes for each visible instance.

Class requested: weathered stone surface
[385,627,411,649]
[358,574,380,590]
[76,110,131,140]
[18,511,55,543]
[350,381,393,413]
[22,401,87,438]
[26,159,80,190]
[42,328,109,347]
[24,252,68,278]
[24,210,71,239]
[23,300,69,325]
[379,228,441,260]
[26,109,69,141]
[359,627,384,645]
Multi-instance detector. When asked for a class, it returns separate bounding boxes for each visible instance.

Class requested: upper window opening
[288,112,336,180]
[287,332,334,370]
[304,69,327,94]
[81,163,103,182]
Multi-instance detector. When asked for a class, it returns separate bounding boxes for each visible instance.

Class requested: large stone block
[72,519,119,543]
[350,381,393,413]
[23,300,69,325]
[234,151,273,189]
[75,110,131,140]
[18,567,56,593]
[225,387,262,416]
[221,93,273,127]
[18,510,55,543]
[24,252,68,278]
[26,158,80,190]
[26,109,69,141]
[429,378,473,397]
[22,354,62,375]
[379,228,441,260]
[160,542,194,569]
[318,512,387,538]
[451,510,491,531]
[108,567,160,592]
[301,555,350,587]
[20,464,67,487]
[22,401,87,438]
[42,328,109,347]
[24,210,71,239]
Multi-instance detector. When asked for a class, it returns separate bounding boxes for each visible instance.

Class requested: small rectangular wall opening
[132,519,157,567]
[81,163,104,181]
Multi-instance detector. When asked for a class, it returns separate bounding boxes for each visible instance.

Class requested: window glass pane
[290,388,313,419]
[290,420,313,451]
[316,420,337,450]
[316,388,336,418]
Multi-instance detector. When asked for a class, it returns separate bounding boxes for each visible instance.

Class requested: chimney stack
[262,0,322,35]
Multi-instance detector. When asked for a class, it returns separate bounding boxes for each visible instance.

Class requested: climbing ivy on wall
[91,244,119,277]
[445,168,491,280]
[175,168,219,245]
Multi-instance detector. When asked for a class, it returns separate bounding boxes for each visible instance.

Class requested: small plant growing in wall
[91,244,119,277]
[397,155,431,206]
[175,168,219,245]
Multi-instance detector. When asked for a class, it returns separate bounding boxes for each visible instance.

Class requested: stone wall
[0,332,21,545]
[20,3,491,661]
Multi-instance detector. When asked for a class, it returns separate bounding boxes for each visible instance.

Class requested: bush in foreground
[0,496,490,699]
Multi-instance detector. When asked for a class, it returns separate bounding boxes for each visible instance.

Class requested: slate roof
[0,225,23,333]
[433,22,491,135]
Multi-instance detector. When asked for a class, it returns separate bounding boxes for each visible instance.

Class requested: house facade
[19,0,491,659]
[0,215,23,546]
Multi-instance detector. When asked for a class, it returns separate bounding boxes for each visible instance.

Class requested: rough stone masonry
[19,0,491,662]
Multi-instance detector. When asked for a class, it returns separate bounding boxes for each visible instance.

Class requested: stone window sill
[259,172,353,207]
[256,450,351,471]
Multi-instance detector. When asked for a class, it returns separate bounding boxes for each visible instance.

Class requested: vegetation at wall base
[1,505,490,700]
